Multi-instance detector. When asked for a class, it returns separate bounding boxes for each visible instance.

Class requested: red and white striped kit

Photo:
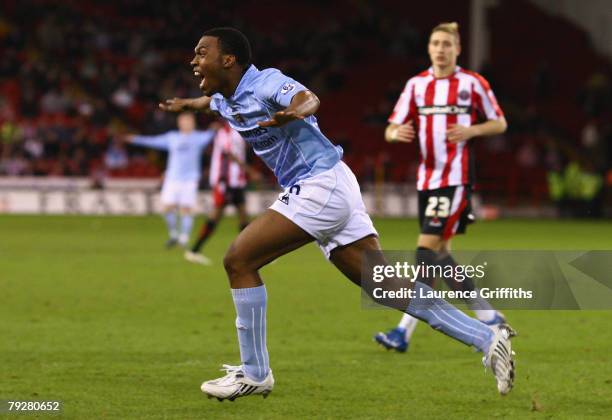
[389,66,504,191]
[209,123,248,188]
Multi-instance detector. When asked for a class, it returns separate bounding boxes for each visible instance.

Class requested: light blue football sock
[180,214,194,238]
[231,286,269,382]
[164,212,178,238]
[407,281,494,352]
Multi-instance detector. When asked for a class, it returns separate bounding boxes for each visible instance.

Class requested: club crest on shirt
[279,192,290,205]
[229,105,245,124]
[458,90,470,101]
[280,83,295,95]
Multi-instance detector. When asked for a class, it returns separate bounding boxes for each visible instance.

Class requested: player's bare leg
[223,209,313,288]
[417,233,444,251]
[209,205,225,224]
[201,209,313,401]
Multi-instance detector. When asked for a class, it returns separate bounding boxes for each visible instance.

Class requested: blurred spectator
[581,120,608,173]
[104,140,129,170]
[40,88,69,114]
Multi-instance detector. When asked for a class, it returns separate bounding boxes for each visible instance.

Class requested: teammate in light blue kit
[127,112,214,247]
[160,28,516,401]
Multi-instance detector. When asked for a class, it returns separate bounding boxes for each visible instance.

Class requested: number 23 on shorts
[425,196,450,218]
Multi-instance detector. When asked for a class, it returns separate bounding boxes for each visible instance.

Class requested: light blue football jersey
[131,130,214,181]
[209,65,342,188]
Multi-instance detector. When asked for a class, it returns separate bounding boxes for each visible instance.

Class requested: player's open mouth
[194,70,206,89]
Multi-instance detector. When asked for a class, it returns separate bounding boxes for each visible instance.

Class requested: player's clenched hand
[447,124,475,143]
[257,111,304,127]
[387,121,415,143]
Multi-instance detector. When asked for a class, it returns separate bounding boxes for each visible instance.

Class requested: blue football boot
[374,327,409,353]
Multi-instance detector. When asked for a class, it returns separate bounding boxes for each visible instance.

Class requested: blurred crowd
[0,0,610,213]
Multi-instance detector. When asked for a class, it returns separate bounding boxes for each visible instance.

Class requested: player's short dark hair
[203,27,252,67]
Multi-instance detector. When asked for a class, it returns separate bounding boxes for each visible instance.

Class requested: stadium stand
[0,0,610,212]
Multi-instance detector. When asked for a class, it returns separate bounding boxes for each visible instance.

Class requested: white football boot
[184,251,212,266]
[201,364,274,402]
[483,324,517,395]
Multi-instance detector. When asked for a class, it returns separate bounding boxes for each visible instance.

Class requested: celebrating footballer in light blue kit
[209,65,374,256]
[128,112,214,247]
[160,27,516,402]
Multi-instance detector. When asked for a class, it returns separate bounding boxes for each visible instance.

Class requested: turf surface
[1,215,611,419]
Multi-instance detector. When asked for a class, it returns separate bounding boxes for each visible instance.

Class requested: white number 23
[425,196,450,218]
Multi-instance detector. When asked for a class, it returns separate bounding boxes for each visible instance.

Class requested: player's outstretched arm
[258,91,320,127]
[159,96,212,113]
[123,133,170,150]
[385,121,415,143]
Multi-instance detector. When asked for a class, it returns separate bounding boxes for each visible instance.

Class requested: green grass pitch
[1,215,611,419]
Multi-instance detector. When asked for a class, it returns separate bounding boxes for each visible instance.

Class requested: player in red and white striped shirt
[185,121,249,265]
[375,22,511,352]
